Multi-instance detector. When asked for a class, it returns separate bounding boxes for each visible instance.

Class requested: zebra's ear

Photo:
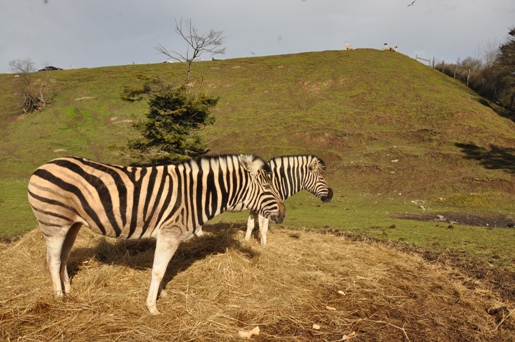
[309,158,319,171]
[309,156,325,171]
[239,154,260,176]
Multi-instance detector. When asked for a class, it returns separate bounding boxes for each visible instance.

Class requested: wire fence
[415,54,434,67]
[415,54,510,111]
[416,54,475,86]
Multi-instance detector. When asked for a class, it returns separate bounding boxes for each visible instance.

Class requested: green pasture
[1,49,515,270]
[3,178,515,270]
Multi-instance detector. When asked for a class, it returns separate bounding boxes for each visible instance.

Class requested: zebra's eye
[262,183,272,190]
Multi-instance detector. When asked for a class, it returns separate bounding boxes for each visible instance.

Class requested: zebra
[27,154,286,315]
[197,155,333,245]
[243,155,332,244]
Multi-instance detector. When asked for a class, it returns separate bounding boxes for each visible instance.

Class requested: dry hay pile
[1,224,514,341]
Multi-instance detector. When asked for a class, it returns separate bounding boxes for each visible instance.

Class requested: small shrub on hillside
[121,75,217,165]
[9,58,53,113]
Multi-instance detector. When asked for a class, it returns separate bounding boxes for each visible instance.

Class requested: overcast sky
[0,0,513,73]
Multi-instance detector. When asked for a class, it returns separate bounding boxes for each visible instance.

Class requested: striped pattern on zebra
[244,155,332,245]
[27,154,285,315]
[198,155,333,245]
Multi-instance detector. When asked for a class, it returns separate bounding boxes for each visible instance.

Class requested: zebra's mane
[66,154,271,173]
[271,155,326,170]
[189,154,271,173]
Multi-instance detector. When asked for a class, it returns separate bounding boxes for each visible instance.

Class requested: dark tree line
[436,27,515,113]
[496,28,515,111]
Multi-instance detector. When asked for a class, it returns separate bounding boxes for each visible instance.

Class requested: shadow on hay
[67,223,259,288]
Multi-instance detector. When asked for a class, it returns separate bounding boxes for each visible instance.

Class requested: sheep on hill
[383,43,398,52]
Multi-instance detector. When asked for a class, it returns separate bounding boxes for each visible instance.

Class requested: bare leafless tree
[476,38,500,68]
[9,58,52,113]
[156,18,226,85]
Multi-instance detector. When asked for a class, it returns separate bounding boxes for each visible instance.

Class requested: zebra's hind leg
[59,223,81,294]
[42,222,81,297]
[244,212,258,241]
[43,232,69,297]
[146,227,184,315]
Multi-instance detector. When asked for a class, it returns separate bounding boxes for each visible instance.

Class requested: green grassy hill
[2,49,515,268]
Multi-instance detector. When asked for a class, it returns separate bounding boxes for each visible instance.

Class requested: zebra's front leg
[258,215,270,245]
[244,212,258,241]
[146,229,182,315]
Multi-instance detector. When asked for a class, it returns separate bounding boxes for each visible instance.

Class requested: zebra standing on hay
[27,154,286,315]
[245,155,332,244]
[197,155,333,245]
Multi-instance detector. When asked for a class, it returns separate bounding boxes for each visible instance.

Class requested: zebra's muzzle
[321,188,333,203]
[270,201,286,224]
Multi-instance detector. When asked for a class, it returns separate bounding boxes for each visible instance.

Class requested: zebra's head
[304,156,333,203]
[239,154,286,224]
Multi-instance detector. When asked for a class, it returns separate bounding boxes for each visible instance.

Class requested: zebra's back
[28,157,180,239]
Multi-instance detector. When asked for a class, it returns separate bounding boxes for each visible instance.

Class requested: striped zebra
[243,155,332,245]
[198,155,333,245]
[27,154,285,315]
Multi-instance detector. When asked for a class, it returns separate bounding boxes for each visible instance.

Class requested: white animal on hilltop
[384,43,397,52]
[345,41,354,50]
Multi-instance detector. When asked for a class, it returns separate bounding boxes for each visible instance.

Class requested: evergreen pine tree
[121,76,217,165]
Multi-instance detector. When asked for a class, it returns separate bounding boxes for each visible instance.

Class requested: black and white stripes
[268,155,333,202]
[244,155,333,245]
[28,154,285,314]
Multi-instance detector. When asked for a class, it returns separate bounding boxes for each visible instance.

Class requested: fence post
[415,54,433,67]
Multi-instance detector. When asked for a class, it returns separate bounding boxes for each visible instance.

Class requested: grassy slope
[1,49,515,267]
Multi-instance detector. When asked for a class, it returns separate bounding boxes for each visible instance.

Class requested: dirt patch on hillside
[289,131,355,152]
[1,225,514,341]
[397,212,515,228]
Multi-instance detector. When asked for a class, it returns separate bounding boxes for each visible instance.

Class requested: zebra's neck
[270,156,311,200]
[169,155,252,226]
